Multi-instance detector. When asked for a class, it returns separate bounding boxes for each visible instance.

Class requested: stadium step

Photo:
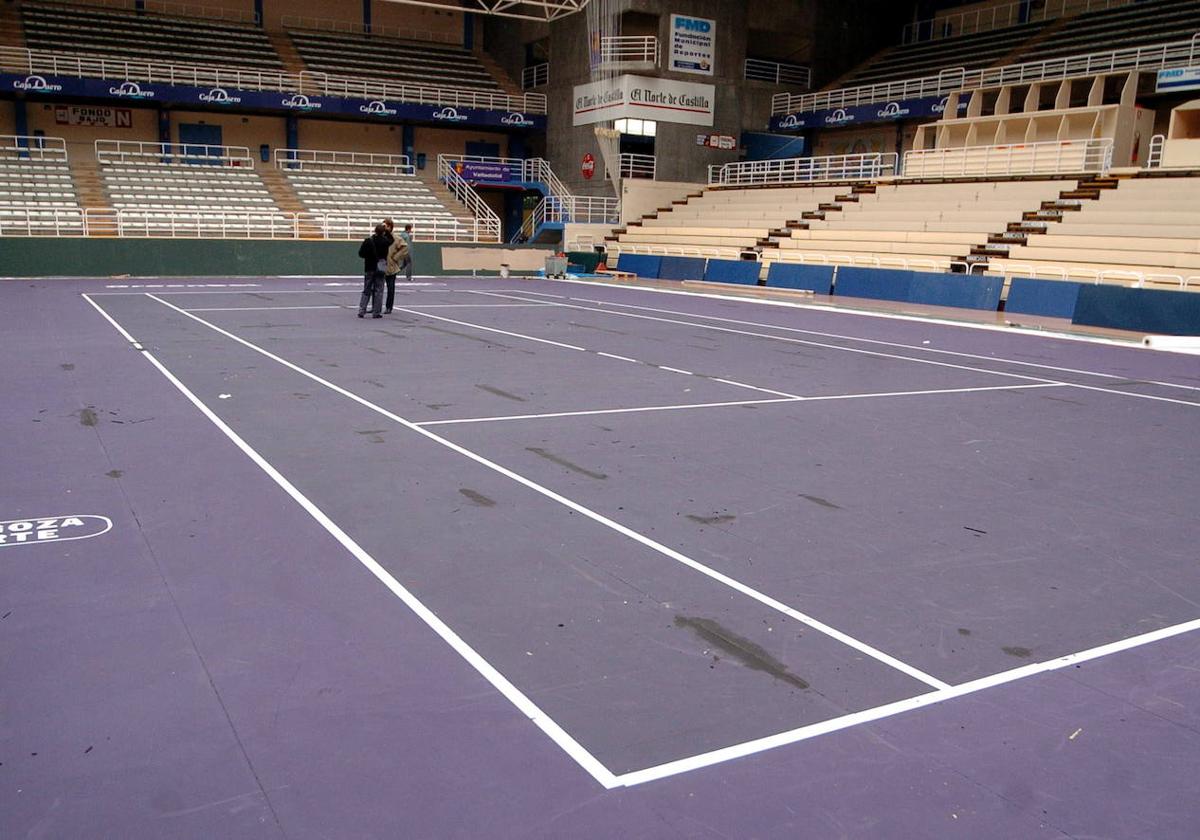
[1057,190,1101,201]
[266,31,307,75]
[834,194,860,203]
[971,245,1010,257]
[817,202,843,212]
[988,232,1027,245]
[1023,210,1065,222]
[256,166,306,215]
[474,49,523,99]
[801,211,825,220]
[1007,221,1049,234]
[0,0,25,45]
[851,184,877,195]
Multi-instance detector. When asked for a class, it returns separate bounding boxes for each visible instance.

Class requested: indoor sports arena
[3,0,1200,837]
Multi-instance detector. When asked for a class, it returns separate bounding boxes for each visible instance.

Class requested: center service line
[145,292,951,693]
[81,293,620,791]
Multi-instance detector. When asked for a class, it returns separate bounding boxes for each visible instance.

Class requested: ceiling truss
[378,0,590,23]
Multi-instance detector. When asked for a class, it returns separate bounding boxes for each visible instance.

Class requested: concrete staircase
[256,165,324,237]
[68,156,116,236]
[420,171,481,227]
[266,30,306,76]
[0,1,25,49]
[476,50,524,100]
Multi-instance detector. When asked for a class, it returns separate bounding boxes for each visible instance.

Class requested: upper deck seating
[21,1,284,70]
[286,29,502,92]
[994,176,1200,290]
[1018,0,1200,64]
[770,180,1075,272]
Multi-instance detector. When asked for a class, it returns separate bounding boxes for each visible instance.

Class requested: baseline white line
[81,293,620,790]
[145,292,951,693]
[520,287,1200,396]
[468,290,1056,386]
[614,614,1200,787]
[414,383,1064,428]
[471,291,1200,407]
[185,305,345,312]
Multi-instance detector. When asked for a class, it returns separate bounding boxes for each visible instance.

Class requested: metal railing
[1146,134,1166,169]
[522,63,549,89]
[274,148,414,174]
[598,35,660,67]
[744,58,811,89]
[436,155,502,242]
[901,138,1113,178]
[0,46,548,115]
[709,153,899,186]
[280,14,461,45]
[95,139,253,166]
[0,207,86,236]
[36,0,260,25]
[615,153,656,180]
[772,32,1200,116]
[0,134,69,161]
[442,155,572,201]
[989,260,1198,289]
[902,0,1135,44]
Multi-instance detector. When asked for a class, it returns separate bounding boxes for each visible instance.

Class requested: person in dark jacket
[357,224,390,318]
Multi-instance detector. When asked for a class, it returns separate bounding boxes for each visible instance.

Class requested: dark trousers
[359,271,384,316]
[385,274,396,312]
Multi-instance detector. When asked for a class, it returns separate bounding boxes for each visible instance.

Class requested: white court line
[471,291,1200,408]
[144,291,952,697]
[392,304,589,352]
[81,292,621,791]
[415,383,1065,428]
[186,305,346,312]
[614,615,1200,786]
[518,287,1200,396]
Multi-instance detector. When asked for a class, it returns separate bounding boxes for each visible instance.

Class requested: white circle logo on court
[0,515,112,547]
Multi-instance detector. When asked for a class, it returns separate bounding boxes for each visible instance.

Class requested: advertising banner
[669,14,715,76]
[54,104,133,127]
[769,95,970,132]
[2,74,547,131]
[573,74,715,127]
[1156,67,1200,93]
[454,160,515,183]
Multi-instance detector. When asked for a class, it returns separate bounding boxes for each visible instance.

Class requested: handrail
[436,155,502,242]
[598,35,660,67]
[442,155,572,201]
[0,134,69,161]
[744,58,811,89]
[522,63,549,89]
[901,139,1113,178]
[0,45,549,115]
[95,139,253,165]
[274,148,414,174]
[772,32,1200,116]
[615,153,656,180]
[1146,134,1166,169]
[710,153,899,186]
[32,0,259,26]
[280,14,461,46]
[901,0,1135,44]
[989,260,1195,289]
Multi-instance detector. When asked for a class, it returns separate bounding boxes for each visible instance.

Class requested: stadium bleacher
[20,0,284,70]
[0,136,82,234]
[285,28,504,93]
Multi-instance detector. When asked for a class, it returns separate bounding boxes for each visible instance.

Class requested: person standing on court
[399,223,414,283]
[357,223,390,318]
[381,218,398,314]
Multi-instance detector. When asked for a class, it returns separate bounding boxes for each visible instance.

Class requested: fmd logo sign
[199,87,242,105]
[432,106,469,122]
[13,75,63,93]
[674,15,712,32]
[109,81,156,99]
[360,100,397,116]
[0,515,112,547]
[281,94,321,111]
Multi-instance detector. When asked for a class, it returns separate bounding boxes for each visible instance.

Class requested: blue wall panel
[834,266,912,302]
[908,270,1004,311]
[1073,286,1200,335]
[1005,278,1085,319]
[658,256,708,281]
[616,253,662,278]
[704,259,760,285]
[764,263,834,293]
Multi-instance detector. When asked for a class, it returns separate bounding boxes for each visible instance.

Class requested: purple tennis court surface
[3,275,1199,838]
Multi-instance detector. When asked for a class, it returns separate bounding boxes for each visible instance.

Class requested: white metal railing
[280,14,461,45]
[94,139,253,166]
[616,153,656,180]
[709,153,899,186]
[295,213,483,243]
[765,250,956,273]
[0,46,548,116]
[598,35,660,67]
[436,155,502,242]
[0,207,86,236]
[990,260,1198,289]
[36,0,259,25]
[902,139,1113,177]
[443,155,572,200]
[522,63,549,88]
[274,148,414,174]
[744,58,811,88]
[902,0,1135,44]
[772,32,1200,116]
[1146,134,1166,169]
[0,134,69,161]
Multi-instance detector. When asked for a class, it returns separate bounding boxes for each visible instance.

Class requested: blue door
[179,123,223,164]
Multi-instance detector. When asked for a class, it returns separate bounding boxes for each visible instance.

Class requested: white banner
[1156,67,1200,93]
[669,14,715,76]
[573,75,715,127]
[54,105,133,128]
